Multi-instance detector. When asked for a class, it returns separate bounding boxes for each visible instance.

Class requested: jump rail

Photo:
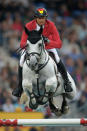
[0,118,87,126]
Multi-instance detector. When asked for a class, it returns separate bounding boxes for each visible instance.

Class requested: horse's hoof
[53,109,62,117]
[62,105,69,114]
[55,110,62,117]
[61,99,69,114]
[51,108,62,117]
[29,101,38,109]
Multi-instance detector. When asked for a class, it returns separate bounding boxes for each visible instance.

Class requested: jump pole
[0,118,87,126]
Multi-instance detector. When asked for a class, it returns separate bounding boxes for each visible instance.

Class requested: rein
[34,51,50,98]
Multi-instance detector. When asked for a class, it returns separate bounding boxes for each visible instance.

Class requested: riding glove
[43,36,50,43]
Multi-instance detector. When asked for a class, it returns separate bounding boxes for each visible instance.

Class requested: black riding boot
[12,65,23,97]
[57,60,73,92]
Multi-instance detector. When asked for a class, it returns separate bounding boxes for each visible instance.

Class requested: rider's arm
[20,22,31,49]
[20,30,28,49]
[45,23,62,49]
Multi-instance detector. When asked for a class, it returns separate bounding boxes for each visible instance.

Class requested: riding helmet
[34,8,48,18]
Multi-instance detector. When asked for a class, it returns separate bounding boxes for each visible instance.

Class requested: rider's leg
[48,48,72,92]
[12,51,26,97]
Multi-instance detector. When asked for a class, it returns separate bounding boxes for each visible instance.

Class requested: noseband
[25,41,45,69]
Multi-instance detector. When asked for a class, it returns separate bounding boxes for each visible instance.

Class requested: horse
[20,27,76,116]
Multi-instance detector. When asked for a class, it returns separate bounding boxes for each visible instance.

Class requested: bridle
[25,36,50,72]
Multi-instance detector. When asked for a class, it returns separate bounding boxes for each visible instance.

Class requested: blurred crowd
[0,0,87,123]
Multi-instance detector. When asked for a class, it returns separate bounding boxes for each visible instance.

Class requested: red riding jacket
[20,20,62,49]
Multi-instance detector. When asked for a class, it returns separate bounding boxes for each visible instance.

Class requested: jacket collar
[32,20,48,30]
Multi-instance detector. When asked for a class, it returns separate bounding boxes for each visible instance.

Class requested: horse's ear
[38,26,43,35]
[24,26,30,35]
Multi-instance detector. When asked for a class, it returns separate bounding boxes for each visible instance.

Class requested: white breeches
[20,50,26,67]
[47,48,60,63]
[19,48,60,67]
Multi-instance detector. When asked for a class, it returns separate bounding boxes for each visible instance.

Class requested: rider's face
[36,17,46,26]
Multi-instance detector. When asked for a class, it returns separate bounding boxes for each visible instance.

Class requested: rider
[12,8,72,97]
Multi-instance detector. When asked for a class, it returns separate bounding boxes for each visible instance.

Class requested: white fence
[0,119,87,126]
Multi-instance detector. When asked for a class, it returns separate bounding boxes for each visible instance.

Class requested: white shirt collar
[36,24,44,31]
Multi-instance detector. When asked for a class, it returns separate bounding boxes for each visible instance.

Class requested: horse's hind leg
[52,94,69,115]
[49,94,69,116]
[49,95,63,117]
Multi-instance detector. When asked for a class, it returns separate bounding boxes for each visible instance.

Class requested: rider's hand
[43,36,50,44]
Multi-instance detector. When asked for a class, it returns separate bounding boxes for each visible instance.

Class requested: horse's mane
[28,30,41,44]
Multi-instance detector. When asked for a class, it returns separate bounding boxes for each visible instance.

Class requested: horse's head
[25,26,45,71]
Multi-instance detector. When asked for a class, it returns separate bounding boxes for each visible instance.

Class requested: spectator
[2,98,15,112]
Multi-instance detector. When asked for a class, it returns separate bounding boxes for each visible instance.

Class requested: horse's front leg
[22,79,38,109]
[45,76,58,93]
[45,77,62,116]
